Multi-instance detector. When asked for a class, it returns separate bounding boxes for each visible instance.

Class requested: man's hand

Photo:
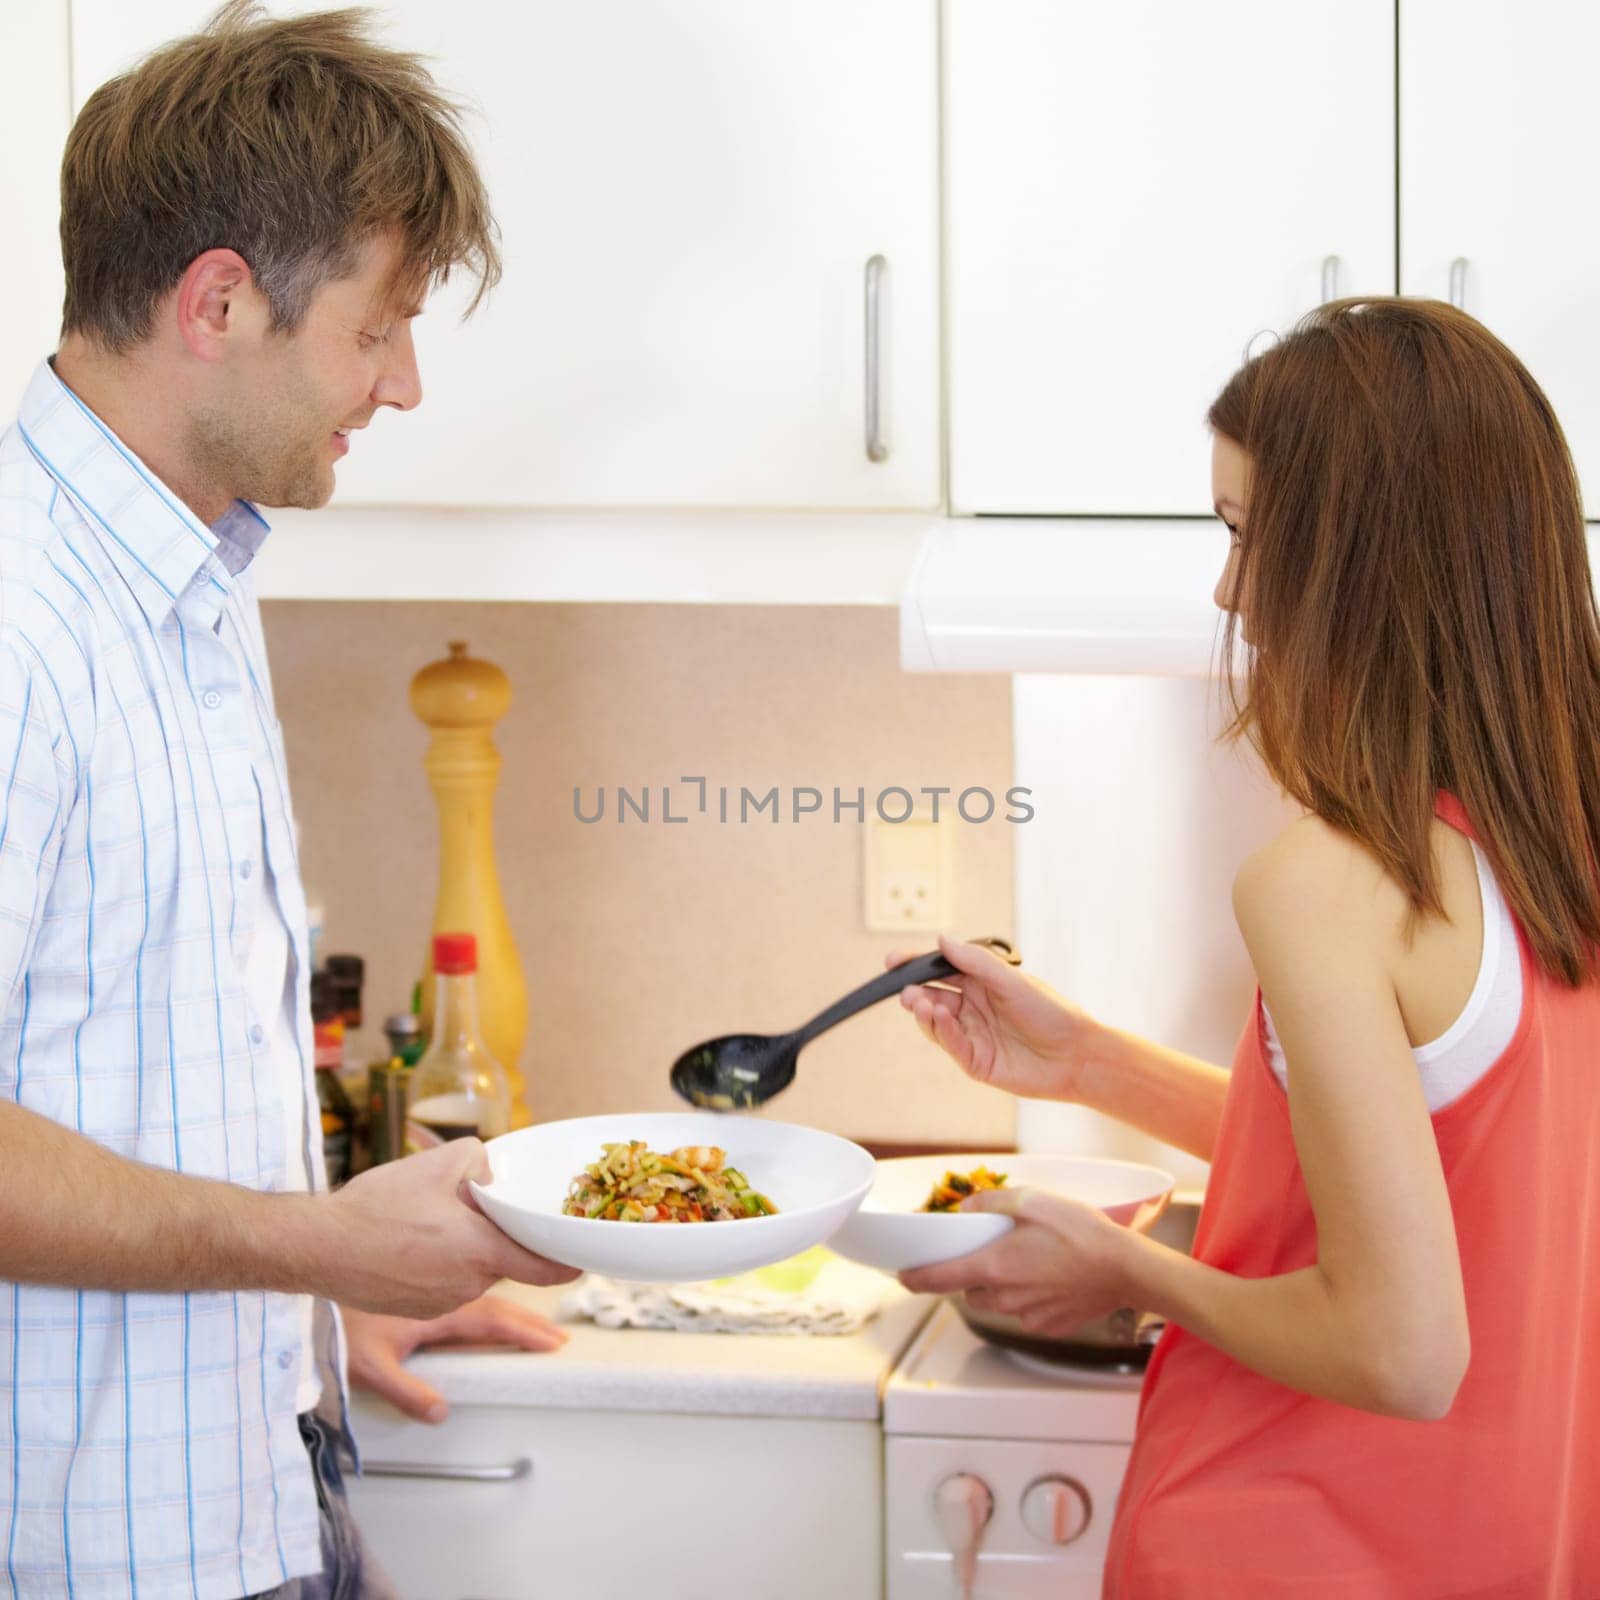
[344,1295,569,1423]
[0,1102,580,1313]
[306,1140,581,1319]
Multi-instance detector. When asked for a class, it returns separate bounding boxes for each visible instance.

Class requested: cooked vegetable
[920,1165,1008,1213]
[562,1141,778,1223]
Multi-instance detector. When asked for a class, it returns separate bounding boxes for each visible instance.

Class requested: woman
[895,298,1600,1598]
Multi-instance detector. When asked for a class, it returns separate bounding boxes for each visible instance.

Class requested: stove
[883,1301,1144,1599]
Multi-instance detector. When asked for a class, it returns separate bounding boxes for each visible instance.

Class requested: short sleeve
[0,635,68,1021]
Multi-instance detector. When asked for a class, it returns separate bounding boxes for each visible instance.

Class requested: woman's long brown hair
[1210,297,1600,985]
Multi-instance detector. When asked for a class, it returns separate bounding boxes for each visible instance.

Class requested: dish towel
[561,1247,892,1336]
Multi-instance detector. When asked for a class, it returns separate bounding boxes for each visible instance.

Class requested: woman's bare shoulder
[1233,813,1411,952]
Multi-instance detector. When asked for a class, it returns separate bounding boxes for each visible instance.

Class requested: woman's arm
[1067,1024,1232,1166]
[904,819,1472,1421]
[1126,819,1471,1417]
[896,935,1233,1164]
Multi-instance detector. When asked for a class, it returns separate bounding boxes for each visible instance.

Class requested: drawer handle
[362,1457,532,1483]
[1449,256,1469,309]
[1321,253,1342,304]
[864,254,889,463]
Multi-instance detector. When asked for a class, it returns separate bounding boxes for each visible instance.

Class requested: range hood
[899,517,1230,675]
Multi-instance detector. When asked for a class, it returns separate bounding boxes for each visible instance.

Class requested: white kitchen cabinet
[1401,0,1600,517]
[70,1,940,513]
[945,0,1396,516]
[0,1,69,409]
[344,1397,884,1599]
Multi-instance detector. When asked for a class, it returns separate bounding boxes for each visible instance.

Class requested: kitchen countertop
[375,1278,938,1423]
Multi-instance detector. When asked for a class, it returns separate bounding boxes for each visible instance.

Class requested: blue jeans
[250,1413,400,1600]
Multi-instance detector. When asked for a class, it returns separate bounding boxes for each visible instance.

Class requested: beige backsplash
[261,602,1017,1146]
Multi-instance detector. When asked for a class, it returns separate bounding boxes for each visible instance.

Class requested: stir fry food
[920,1165,1008,1213]
[563,1141,779,1223]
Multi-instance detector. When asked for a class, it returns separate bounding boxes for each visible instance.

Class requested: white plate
[471,1112,875,1283]
[826,1153,1174,1275]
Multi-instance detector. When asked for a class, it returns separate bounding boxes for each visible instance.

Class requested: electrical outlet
[864,814,950,931]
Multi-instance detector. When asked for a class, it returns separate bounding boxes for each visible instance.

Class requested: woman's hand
[890,933,1103,1102]
[899,1187,1144,1334]
[344,1293,569,1423]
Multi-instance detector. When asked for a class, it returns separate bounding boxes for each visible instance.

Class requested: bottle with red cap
[405,932,513,1147]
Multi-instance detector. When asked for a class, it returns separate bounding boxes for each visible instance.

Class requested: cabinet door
[344,1400,883,1598]
[946,0,1395,516]
[71,2,940,511]
[1402,0,1600,516]
[0,0,69,409]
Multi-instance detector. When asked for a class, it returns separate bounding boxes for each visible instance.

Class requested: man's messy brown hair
[60,1,500,350]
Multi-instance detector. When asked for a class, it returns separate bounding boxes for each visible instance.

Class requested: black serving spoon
[670,936,1022,1111]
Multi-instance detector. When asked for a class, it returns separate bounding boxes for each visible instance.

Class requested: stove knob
[1020,1475,1091,1546]
[934,1472,994,1547]
[934,1473,994,1595]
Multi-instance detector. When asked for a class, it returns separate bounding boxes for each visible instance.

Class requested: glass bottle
[324,953,365,1029]
[406,932,512,1146]
[322,953,371,1160]
[310,971,355,1185]
[367,1013,425,1167]
[382,1011,425,1068]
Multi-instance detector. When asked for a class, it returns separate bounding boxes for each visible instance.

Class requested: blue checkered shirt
[0,359,348,1598]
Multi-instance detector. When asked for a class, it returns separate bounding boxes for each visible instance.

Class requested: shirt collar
[14,358,272,623]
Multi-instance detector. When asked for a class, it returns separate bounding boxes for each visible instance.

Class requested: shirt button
[250,1023,265,1045]
[277,1350,295,1371]
[239,859,254,880]
[202,690,222,710]
[190,569,209,589]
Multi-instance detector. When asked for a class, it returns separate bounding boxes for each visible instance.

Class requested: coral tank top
[1103,793,1600,1598]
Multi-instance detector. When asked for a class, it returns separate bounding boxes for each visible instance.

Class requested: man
[0,5,577,1595]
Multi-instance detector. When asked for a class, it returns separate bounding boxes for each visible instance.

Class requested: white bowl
[826,1153,1175,1275]
[470,1112,875,1283]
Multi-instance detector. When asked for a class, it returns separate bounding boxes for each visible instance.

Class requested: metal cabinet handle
[864,254,888,463]
[1449,257,1469,309]
[1244,328,1278,362]
[1321,253,1342,303]
[362,1457,531,1483]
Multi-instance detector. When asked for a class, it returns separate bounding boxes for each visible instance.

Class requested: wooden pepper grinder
[410,641,531,1127]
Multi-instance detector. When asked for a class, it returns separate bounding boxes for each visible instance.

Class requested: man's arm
[0,618,574,1315]
[0,1098,577,1317]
